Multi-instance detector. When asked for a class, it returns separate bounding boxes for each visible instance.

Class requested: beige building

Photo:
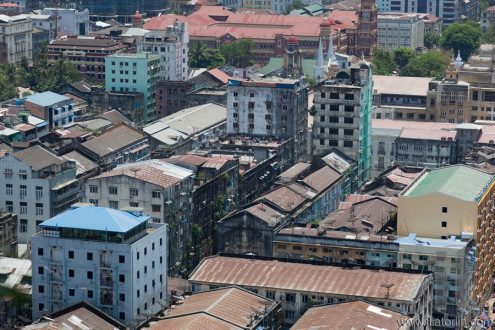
[426,77,470,123]
[377,13,424,52]
[481,5,495,32]
[189,255,433,328]
[398,165,495,314]
[0,14,32,64]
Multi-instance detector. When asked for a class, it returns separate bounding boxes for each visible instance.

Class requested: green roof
[257,58,318,79]
[406,166,493,201]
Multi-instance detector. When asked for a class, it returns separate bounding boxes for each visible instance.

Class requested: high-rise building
[313,59,373,184]
[0,145,79,243]
[375,0,461,26]
[377,13,425,52]
[226,75,309,163]
[79,0,168,20]
[41,8,90,36]
[105,52,160,123]
[141,21,189,81]
[31,206,168,324]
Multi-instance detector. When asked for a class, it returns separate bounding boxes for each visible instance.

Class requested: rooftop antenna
[380,282,395,298]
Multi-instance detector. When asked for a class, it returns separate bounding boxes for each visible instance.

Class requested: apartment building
[377,13,424,52]
[226,76,309,163]
[142,21,189,81]
[313,61,373,184]
[0,145,79,243]
[23,92,75,130]
[0,14,32,64]
[25,14,55,42]
[426,78,471,123]
[41,8,89,36]
[31,206,168,324]
[189,255,433,328]
[105,52,160,123]
[0,212,17,257]
[398,165,495,315]
[375,0,460,26]
[86,160,194,277]
[48,36,130,84]
[481,5,495,32]
[396,233,475,324]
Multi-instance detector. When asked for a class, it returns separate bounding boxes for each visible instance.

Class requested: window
[38,266,44,275]
[39,285,44,294]
[250,92,255,98]
[344,117,354,124]
[144,284,148,292]
[144,266,147,274]
[152,242,155,251]
[330,104,339,111]
[20,219,27,232]
[152,191,161,198]
[109,187,118,195]
[129,202,139,207]
[119,255,125,263]
[68,250,74,259]
[35,186,42,198]
[160,238,163,246]
[329,116,339,123]
[119,293,125,302]
[119,312,125,320]
[38,248,44,256]
[137,271,140,279]
[19,170,27,180]
[144,247,147,255]
[20,185,27,197]
[5,184,12,195]
[130,188,138,197]
[137,290,140,297]
[285,311,295,319]
[266,291,275,299]
[286,293,295,301]
[87,290,93,299]
[39,303,45,311]
[344,141,353,148]
[344,129,353,136]
[442,221,447,227]
[152,204,161,212]
[69,289,75,296]
[109,201,118,209]
[36,203,43,215]
[6,201,13,213]
[69,269,74,277]
[442,207,447,213]
[419,255,428,261]
[87,252,93,261]
[20,202,27,214]
[4,168,12,179]
[89,185,98,193]
[87,271,93,279]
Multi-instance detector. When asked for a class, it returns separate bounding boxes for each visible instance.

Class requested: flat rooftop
[373,75,432,96]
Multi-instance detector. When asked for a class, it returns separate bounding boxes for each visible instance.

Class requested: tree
[206,49,226,69]
[371,50,396,75]
[393,48,415,70]
[0,66,17,101]
[424,32,440,49]
[282,0,305,14]
[220,39,254,67]
[400,57,424,77]
[400,50,448,77]
[189,42,208,68]
[52,52,81,90]
[481,23,495,44]
[440,21,482,61]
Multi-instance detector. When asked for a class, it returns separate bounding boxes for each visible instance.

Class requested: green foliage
[22,91,32,97]
[309,105,316,116]
[283,0,305,14]
[305,75,315,89]
[0,65,18,101]
[372,50,396,75]
[440,21,481,61]
[220,39,254,67]
[481,23,495,44]
[400,50,449,77]
[424,32,440,49]
[393,48,415,69]
[189,42,226,69]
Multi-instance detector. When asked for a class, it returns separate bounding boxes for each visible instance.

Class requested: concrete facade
[377,13,424,52]
[105,52,160,123]
[226,77,309,163]
[313,62,373,184]
[31,207,168,325]
[41,8,89,36]
[375,0,460,26]
[142,21,189,82]
[0,14,32,64]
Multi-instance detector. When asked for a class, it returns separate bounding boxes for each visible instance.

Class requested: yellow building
[398,165,495,312]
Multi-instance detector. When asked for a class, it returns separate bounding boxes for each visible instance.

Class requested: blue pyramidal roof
[40,207,149,233]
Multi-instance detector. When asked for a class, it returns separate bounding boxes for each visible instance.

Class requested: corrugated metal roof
[13,145,65,171]
[24,91,71,107]
[302,165,342,193]
[81,124,146,157]
[152,287,275,329]
[190,257,429,302]
[40,206,150,233]
[292,301,410,329]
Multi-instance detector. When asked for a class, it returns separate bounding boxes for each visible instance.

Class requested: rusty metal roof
[189,256,429,302]
[301,165,342,193]
[150,286,276,329]
[292,300,410,329]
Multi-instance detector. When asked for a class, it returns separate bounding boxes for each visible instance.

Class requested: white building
[378,13,424,52]
[396,233,475,323]
[23,91,75,129]
[31,206,168,324]
[25,14,56,41]
[375,0,459,26]
[0,145,79,243]
[142,21,189,81]
[41,8,89,36]
[86,160,194,276]
[0,14,32,64]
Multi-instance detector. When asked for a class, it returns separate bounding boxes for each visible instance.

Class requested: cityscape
[0,0,494,329]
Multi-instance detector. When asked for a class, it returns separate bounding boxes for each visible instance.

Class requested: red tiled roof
[0,3,19,7]
[399,127,456,141]
[144,6,356,40]
[207,68,230,84]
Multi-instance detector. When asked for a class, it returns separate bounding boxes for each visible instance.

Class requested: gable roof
[13,145,65,171]
[81,124,146,157]
[302,165,342,193]
[39,206,149,233]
